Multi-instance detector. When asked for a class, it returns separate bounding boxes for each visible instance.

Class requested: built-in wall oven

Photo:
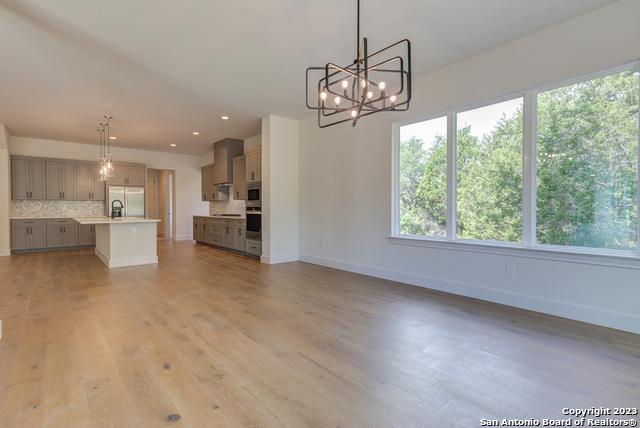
[245,207,262,257]
[246,182,261,208]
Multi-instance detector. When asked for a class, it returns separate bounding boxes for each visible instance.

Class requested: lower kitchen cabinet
[11,218,95,252]
[47,219,78,248]
[193,216,248,254]
[78,224,97,246]
[11,219,46,251]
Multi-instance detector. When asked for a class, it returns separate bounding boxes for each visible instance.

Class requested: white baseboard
[0,248,10,257]
[174,234,193,241]
[261,253,299,264]
[299,253,640,335]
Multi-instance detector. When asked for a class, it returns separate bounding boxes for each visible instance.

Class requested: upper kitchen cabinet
[245,146,261,183]
[11,157,45,200]
[108,163,145,186]
[46,161,77,200]
[201,164,213,201]
[212,139,243,185]
[77,162,106,201]
[232,155,246,200]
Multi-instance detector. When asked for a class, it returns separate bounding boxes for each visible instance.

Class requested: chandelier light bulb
[320,91,327,100]
[351,110,357,118]
[366,91,374,99]
[390,95,397,103]
[334,96,341,105]
[360,79,367,88]
[378,81,386,90]
[341,80,349,89]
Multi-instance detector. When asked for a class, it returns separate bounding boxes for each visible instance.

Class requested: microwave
[246,182,261,208]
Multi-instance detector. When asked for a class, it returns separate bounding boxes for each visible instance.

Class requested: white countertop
[73,216,162,225]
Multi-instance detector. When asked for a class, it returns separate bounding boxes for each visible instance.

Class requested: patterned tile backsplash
[209,186,246,216]
[11,200,105,218]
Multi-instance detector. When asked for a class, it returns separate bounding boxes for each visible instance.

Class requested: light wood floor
[0,241,638,427]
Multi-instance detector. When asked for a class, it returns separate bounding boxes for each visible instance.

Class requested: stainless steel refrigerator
[107,186,145,217]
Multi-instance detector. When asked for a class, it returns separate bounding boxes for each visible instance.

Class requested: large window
[394,64,640,257]
[536,71,638,250]
[399,116,447,237]
[456,98,523,242]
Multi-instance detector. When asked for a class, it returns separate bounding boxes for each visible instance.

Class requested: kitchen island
[73,217,161,268]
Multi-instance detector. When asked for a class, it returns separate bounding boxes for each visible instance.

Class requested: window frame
[391,61,640,266]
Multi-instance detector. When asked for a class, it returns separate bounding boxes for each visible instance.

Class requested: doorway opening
[146,169,176,240]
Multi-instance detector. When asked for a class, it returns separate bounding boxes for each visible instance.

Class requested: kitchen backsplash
[209,187,246,216]
[11,200,105,218]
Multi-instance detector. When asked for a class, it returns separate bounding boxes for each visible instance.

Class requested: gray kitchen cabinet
[232,156,246,200]
[46,161,77,200]
[77,162,105,201]
[11,219,46,251]
[246,239,262,257]
[125,166,145,186]
[232,222,246,252]
[207,223,225,246]
[245,147,261,183]
[11,157,45,200]
[108,163,145,186]
[201,165,212,201]
[46,219,78,248]
[78,224,96,246]
[193,217,247,253]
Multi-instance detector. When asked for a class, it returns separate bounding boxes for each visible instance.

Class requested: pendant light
[305,0,412,128]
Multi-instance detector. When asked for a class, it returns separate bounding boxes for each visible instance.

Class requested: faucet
[111,199,124,218]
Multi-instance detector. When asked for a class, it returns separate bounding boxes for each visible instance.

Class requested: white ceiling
[0,0,617,155]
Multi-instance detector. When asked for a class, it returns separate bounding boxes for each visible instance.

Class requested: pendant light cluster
[97,115,115,182]
[306,0,411,128]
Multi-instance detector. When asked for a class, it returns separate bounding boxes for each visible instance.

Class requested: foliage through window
[399,116,447,237]
[395,65,639,255]
[536,71,639,250]
[456,98,523,242]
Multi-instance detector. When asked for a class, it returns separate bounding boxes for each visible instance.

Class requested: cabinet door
[63,224,78,247]
[208,224,225,246]
[46,226,64,248]
[29,226,46,249]
[245,150,261,183]
[11,158,29,199]
[126,166,145,186]
[92,164,106,200]
[29,160,46,199]
[46,161,63,200]
[232,157,246,200]
[11,225,29,250]
[208,165,217,201]
[61,162,77,200]
[109,164,127,186]
[234,225,246,252]
[77,163,93,200]
[78,224,96,246]
[201,166,209,201]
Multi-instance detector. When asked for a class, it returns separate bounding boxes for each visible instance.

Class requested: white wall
[298,0,640,334]
[9,137,208,240]
[262,116,299,264]
[0,125,11,255]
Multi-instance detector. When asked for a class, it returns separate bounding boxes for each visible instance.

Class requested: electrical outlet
[506,263,516,277]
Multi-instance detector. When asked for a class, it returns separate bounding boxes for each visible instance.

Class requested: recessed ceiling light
[192,131,200,135]
[109,136,117,140]
[170,144,177,147]
[221,115,229,120]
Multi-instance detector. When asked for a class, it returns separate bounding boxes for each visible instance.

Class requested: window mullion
[447,112,456,241]
[523,91,536,247]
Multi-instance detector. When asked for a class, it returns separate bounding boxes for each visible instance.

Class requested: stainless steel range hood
[213,138,244,186]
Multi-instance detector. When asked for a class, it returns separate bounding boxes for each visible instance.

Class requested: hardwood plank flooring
[0,241,638,427]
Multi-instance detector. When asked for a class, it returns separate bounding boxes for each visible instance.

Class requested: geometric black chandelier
[306,0,411,128]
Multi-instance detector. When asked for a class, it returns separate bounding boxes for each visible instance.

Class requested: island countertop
[73,216,162,225]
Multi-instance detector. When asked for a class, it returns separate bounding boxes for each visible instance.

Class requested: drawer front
[12,219,46,228]
[246,240,262,256]
[46,218,75,226]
